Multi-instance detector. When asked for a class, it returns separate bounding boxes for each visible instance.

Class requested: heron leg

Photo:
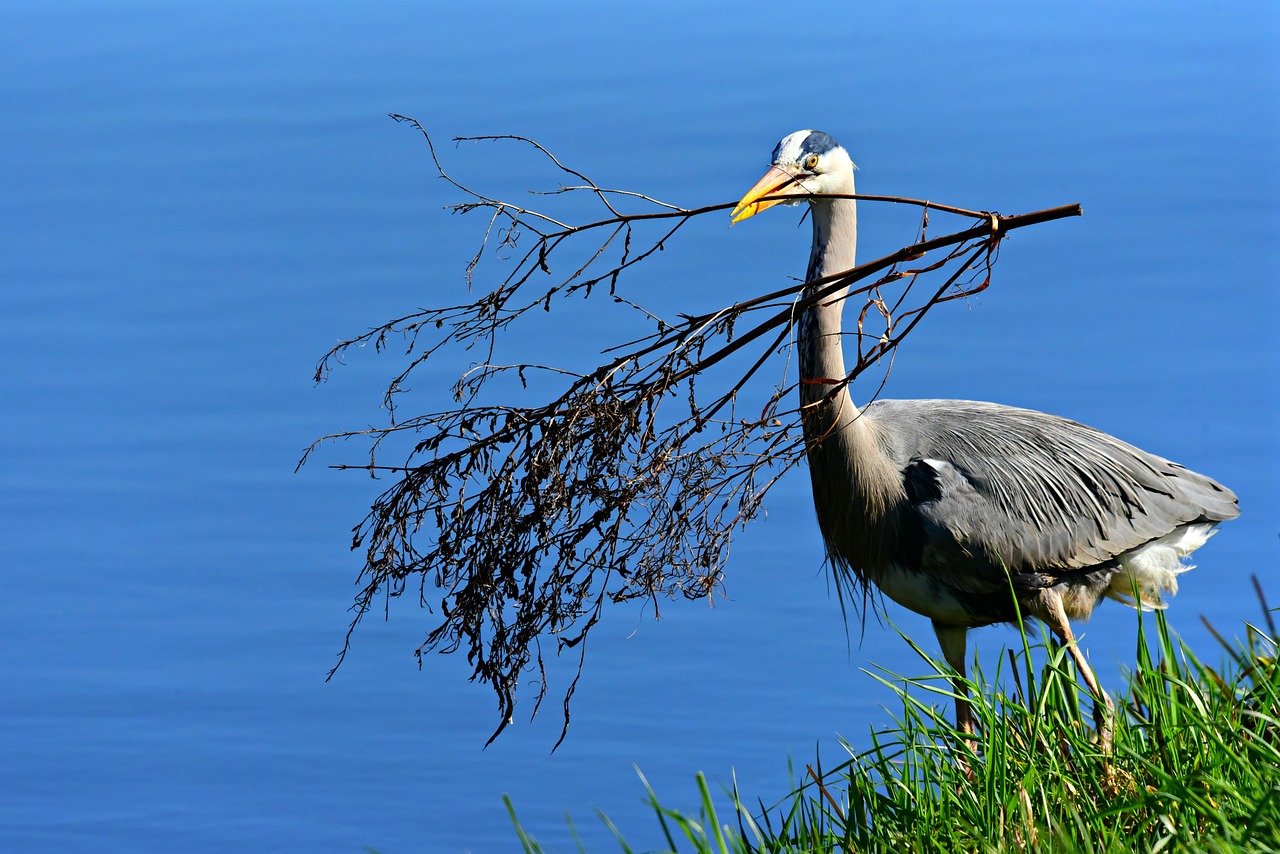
[932,621,974,737]
[1042,593,1115,752]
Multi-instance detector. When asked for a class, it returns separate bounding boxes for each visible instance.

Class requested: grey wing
[869,399,1239,591]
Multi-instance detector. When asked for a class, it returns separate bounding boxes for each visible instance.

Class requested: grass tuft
[508,589,1280,852]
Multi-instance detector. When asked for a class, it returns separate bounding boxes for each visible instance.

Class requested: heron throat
[797,192,904,572]
[799,196,858,397]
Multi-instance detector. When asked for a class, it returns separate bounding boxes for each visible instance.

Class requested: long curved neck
[799,196,858,398]
[799,192,904,572]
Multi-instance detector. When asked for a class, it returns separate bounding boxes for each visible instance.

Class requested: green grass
[507,591,1280,853]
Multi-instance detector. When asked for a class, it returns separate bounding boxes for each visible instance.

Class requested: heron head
[730,130,856,224]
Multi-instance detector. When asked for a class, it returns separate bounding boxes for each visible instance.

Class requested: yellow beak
[730,165,806,224]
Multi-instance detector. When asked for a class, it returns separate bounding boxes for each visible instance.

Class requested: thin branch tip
[308,120,1080,745]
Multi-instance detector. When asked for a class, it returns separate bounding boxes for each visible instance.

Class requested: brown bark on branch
[302,114,1082,746]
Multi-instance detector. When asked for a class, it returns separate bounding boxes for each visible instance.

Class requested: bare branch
[304,116,1082,745]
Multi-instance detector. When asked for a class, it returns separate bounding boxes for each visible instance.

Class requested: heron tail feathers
[1104,523,1217,612]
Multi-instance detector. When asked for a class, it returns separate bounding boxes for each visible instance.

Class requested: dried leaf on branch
[301,114,1081,745]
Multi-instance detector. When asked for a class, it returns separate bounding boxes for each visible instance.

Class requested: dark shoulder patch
[903,458,943,505]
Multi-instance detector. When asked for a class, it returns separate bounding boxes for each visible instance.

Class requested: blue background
[2,3,1277,851]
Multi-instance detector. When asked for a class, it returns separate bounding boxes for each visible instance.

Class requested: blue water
[2,2,1277,851]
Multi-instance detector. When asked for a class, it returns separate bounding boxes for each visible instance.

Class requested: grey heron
[731,130,1240,746]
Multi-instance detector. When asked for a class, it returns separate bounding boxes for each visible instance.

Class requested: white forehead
[772,130,814,164]
[771,129,842,166]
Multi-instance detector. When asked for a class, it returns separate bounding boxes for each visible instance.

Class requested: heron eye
[804,153,820,171]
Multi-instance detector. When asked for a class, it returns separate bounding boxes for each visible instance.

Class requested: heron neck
[800,196,857,397]
[798,194,901,570]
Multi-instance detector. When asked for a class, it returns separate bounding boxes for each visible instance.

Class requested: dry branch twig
[303,115,1082,745]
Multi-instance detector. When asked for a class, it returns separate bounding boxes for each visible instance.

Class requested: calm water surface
[2,3,1277,851]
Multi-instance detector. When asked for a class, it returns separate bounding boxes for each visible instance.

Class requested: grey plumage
[732,129,1240,744]
[835,399,1236,619]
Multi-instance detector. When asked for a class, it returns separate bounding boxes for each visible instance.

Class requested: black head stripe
[771,129,844,166]
[800,131,840,157]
